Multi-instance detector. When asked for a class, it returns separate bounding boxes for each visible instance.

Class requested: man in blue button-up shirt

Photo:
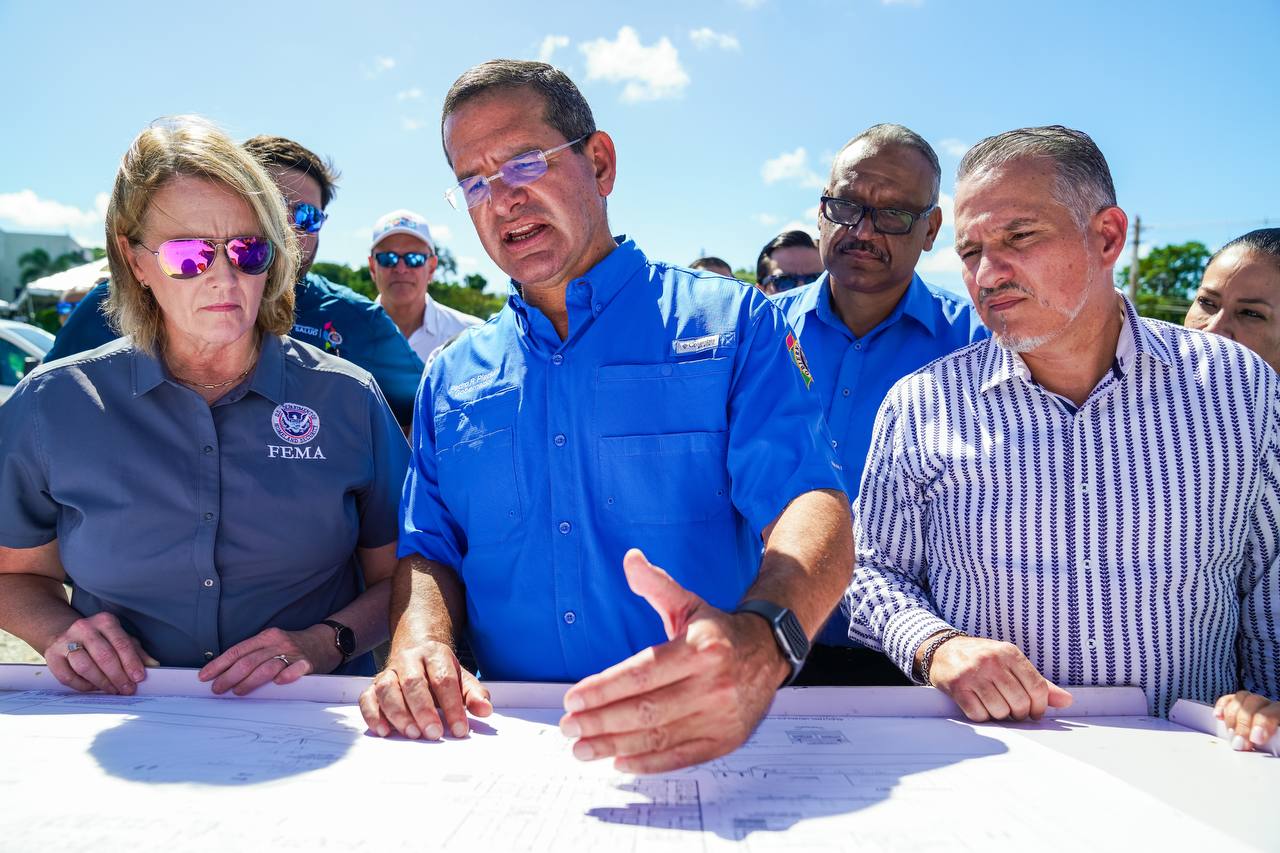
[359,60,853,774]
[774,125,987,686]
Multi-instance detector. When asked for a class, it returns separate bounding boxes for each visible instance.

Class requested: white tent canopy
[15,259,110,311]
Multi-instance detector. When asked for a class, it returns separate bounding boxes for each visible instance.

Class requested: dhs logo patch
[272,403,321,445]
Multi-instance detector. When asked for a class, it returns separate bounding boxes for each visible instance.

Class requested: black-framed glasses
[374,251,432,269]
[445,134,589,210]
[820,196,934,236]
[290,202,328,234]
[762,271,821,293]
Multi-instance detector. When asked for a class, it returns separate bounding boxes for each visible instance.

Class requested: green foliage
[1116,241,1210,300]
[90,247,107,261]
[32,308,60,334]
[19,249,87,285]
[308,261,503,320]
[734,268,757,285]
[1116,240,1209,323]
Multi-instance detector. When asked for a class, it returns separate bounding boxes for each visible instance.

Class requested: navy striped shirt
[848,295,1280,716]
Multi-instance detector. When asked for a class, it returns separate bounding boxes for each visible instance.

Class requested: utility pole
[1128,215,1141,302]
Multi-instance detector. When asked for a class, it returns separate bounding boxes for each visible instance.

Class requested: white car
[0,320,56,403]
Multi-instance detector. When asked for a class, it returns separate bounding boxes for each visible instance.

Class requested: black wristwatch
[321,619,355,664]
[734,599,810,687]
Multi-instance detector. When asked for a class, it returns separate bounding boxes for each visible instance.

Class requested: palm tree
[18,248,89,285]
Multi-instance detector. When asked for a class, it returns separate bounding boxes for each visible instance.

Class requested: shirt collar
[421,293,442,336]
[130,333,284,403]
[506,235,647,337]
[979,292,1168,395]
[813,271,942,340]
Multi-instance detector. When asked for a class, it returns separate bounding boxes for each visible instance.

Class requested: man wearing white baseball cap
[369,209,482,363]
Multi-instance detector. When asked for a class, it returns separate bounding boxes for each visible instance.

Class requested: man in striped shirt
[848,126,1279,751]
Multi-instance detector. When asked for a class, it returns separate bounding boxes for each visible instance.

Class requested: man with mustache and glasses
[772,125,986,686]
[848,126,1280,748]
[358,59,853,774]
[45,136,425,427]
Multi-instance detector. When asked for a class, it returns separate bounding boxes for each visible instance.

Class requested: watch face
[329,623,355,656]
[778,612,809,661]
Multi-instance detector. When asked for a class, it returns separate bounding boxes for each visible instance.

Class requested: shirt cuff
[881,608,955,685]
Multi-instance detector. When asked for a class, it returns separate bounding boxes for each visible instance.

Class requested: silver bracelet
[920,629,967,687]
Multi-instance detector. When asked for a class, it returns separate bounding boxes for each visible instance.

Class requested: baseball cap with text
[371,209,434,252]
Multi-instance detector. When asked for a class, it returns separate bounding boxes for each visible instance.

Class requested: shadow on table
[10,694,363,786]
[584,717,1008,841]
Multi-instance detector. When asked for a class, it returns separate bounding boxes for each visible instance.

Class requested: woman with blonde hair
[0,116,408,695]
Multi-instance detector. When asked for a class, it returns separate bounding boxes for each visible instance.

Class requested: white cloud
[936,192,954,223]
[401,117,426,132]
[690,27,740,51]
[428,223,454,244]
[761,147,825,189]
[0,189,109,245]
[364,56,396,79]
[918,241,963,274]
[579,27,690,102]
[396,88,422,101]
[938,138,968,158]
[538,34,570,63]
[458,256,479,269]
[753,213,780,227]
[778,220,819,239]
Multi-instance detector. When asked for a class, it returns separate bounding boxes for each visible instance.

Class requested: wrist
[916,629,967,686]
[303,624,344,673]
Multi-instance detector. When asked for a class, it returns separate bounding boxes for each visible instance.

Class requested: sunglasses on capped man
[138,236,274,280]
[446,135,589,210]
[374,251,433,269]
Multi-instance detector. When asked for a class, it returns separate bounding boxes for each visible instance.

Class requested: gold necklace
[172,345,259,390]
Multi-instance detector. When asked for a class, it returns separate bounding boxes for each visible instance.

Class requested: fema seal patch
[272,403,321,445]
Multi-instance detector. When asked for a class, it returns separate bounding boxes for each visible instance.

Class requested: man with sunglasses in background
[44,136,424,427]
[359,60,853,775]
[368,209,482,364]
[755,231,824,295]
[772,124,987,686]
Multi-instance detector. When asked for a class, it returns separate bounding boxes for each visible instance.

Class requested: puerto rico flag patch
[786,332,813,389]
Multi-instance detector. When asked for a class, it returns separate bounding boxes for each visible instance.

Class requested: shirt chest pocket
[595,358,734,525]
[434,388,523,546]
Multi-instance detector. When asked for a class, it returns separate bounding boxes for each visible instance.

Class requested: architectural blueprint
[0,668,1274,852]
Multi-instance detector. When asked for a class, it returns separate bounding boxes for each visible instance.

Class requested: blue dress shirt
[46,273,425,425]
[400,239,845,682]
[774,272,987,646]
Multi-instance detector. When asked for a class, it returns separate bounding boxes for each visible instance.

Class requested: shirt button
[553,434,567,447]
[592,303,602,315]
[203,651,215,660]
[1080,482,1090,494]
[842,388,851,397]
[203,445,214,454]
[563,611,576,625]
[854,342,862,350]
[203,579,214,588]
[1087,637,1097,650]
[551,353,564,365]
[831,439,838,448]
[558,521,571,535]
[203,512,214,521]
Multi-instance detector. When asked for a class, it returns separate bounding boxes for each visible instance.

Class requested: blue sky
[2,0,1276,296]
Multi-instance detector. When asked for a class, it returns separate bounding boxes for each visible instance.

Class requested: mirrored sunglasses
[445,134,589,210]
[764,272,822,293]
[140,237,275,280]
[374,251,431,269]
[290,202,328,234]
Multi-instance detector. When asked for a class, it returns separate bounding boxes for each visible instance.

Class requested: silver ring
[66,642,84,654]
[273,654,290,666]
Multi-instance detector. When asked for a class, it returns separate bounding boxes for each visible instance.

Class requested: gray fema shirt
[0,334,409,674]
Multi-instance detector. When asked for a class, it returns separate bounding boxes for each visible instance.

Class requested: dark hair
[441,60,596,166]
[242,135,341,209]
[690,256,734,277]
[957,125,1115,229]
[1211,228,1280,269]
[756,230,817,284]
[838,124,941,207]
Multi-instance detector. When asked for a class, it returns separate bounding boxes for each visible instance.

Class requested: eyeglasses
[138,236,275,280]
[820,196,935,236]
[290,202,328,234]
[445,134,589,210]
[762,271,821,293]
[374,251,431,269]
[56,301,79,315]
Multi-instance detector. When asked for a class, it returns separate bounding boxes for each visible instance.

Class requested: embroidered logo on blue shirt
[672,331,736,357]
[272,403,320,445]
